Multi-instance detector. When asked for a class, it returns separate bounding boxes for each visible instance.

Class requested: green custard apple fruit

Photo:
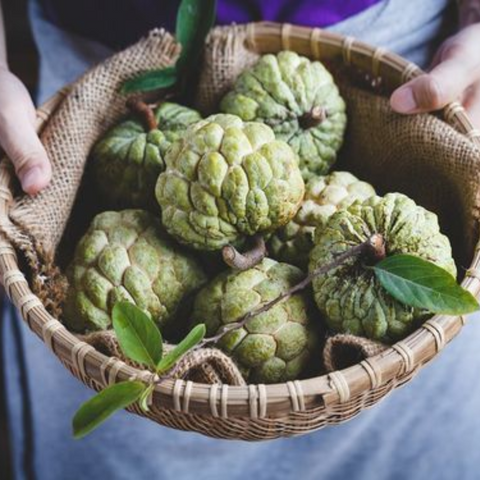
[190,258,318,383]
[220,51,347,179]
[156,113,305,251]
[309,193,457,343]
[64,209,207,333]
[269,171,375,268]
[91,102,201,208]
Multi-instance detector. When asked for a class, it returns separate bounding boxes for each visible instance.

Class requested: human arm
[0,1,51,195]
[390,0,480,127]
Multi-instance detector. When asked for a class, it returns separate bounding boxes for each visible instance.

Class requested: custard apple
[91,103,201,208]
[156,114,305,251]
[220,51,347,179]
[190,258,318,383]
[309,193,457,343]
[269,171,375,268]
[64,210,207,333]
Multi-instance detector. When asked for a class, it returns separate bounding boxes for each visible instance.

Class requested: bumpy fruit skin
[269,172,375,268]
[91,103,201,208]
[309,193,457,343]
[190,258,317,383]
[64,210,207,333]
[220,51,347,179]
[156,114,305,251]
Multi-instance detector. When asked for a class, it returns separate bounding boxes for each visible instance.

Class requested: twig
[126,98,158,131]
[299,106,328,129]
[154,233,385,385]
[222,235,267,270]
[368,232,386,263]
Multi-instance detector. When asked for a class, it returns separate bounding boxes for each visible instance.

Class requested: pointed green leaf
[157,324,206,373]
[73,381,146,439]
[112,302,163,368]
[175,0,216,70]
[120,66,178,94]
[373,254,479,315]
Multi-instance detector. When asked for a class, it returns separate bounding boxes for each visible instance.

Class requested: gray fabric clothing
[30,0,456,103]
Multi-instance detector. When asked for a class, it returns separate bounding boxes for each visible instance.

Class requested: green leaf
[112,302,163,368]
[373,254,479,315]
[120,66,178,94]
[175,0,217,71]
[73,381,146,439]
[157,324,206,373]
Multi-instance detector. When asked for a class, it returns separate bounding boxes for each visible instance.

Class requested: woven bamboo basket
[1,22,480,441]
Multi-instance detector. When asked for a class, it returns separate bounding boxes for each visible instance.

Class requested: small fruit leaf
[157,324,206,373]
[175,0,216,71]
[73,381,146,439]
[120,66,177,94]
[373,254,479,315]
[112,302,163,368]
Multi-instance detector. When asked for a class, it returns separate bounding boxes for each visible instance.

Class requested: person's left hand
[390,23,480,127]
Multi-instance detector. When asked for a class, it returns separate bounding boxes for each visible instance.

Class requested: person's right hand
[0,66,51,195]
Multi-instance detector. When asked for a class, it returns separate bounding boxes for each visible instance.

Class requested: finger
[0,69,52,195]
[463,82,480,128]
[0,115,51,195]
[390,54,480,114]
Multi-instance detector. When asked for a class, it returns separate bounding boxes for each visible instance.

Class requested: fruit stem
[222,235,267,270]
[126,98,158,131]
[366,233,386,263]
[299,106,327,129]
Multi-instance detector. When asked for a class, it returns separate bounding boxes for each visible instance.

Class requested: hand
[0,66,51,195]
[390,24,480,127]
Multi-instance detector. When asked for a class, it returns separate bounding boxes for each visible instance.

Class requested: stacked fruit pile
[62,51,456,384]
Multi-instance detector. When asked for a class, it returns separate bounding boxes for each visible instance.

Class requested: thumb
[0,120,52,195]
[390,42,478,113]
[0,69,52,195]
[390,56,475,114]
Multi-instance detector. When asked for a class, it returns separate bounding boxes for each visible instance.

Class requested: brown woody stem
[366,233,386,263]
[126,98,158,131]
[154,233,385,384]
[222,235,267,270]
[299,106,327,129]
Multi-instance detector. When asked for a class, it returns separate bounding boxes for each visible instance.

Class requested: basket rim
[1,21,480,421]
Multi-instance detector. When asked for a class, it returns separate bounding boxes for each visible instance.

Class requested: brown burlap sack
[1,24,479,383]
[0,23,477,289]
[0,29,180,283]
[195,26,480,267]
[82,330,246,386]
[323,334,388,372]
[195,26,480,373]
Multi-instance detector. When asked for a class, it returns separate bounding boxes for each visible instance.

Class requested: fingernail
[392,87,417,113]
[21,167,42,194]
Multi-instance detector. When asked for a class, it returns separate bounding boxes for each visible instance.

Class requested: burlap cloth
[323,334,388,372]
[1,24,479,380]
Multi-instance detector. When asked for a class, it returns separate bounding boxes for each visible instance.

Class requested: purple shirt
[41,0,382,50]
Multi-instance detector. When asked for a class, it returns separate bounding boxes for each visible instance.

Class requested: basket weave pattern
[1,22,480,440]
